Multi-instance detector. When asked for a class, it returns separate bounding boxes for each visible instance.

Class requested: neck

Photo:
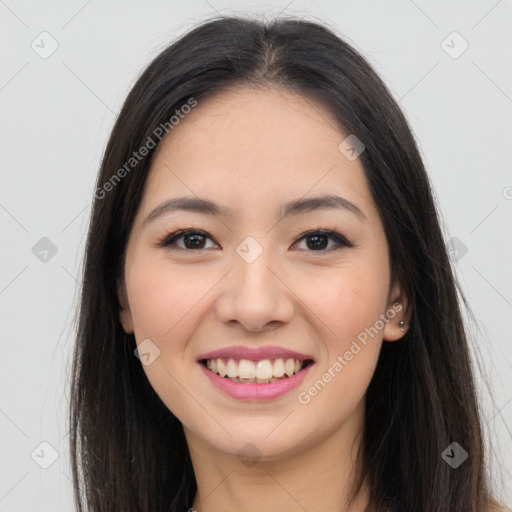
[185,400,370,512]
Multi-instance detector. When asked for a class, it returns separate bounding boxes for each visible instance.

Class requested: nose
[215,250,295,332]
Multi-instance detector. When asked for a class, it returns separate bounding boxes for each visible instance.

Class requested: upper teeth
[206,358,304,379]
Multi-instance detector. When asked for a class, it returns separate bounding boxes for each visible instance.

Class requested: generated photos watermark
[297,302,403,405]
[95,97,198,199]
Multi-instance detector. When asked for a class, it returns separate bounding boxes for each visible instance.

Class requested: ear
[383,281,411,342]
[117,279,134,334]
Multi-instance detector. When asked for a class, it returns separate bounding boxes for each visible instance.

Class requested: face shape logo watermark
[441,442,468,469]
[32,237,58,263]
[236,236,264,264]
[134,338,161,366]
[447,237,468,263]
[441,31,469,60]
[30,441,59,469]
[31,31,59,59]
[338,134,365,161]
[236,441,263,468]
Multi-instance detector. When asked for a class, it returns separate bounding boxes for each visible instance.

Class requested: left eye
[159,229,352,252]
[291,230,352,251]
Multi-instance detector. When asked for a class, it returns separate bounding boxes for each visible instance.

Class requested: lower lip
[199,361,314,401]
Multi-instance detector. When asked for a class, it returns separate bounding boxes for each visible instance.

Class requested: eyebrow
[143,194,367,226]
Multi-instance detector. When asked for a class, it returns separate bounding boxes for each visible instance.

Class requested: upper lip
[197,345,315,362]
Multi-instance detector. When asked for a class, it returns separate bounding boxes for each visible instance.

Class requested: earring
[398,320,405,331]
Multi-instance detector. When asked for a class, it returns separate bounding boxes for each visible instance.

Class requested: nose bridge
[236,247,273,291]
[216,234,294,331]
[234,235,279,301]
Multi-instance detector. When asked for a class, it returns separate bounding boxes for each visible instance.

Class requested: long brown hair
[69,14,502,511]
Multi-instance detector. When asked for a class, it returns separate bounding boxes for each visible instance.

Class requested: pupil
[307,234,328,250]
[185,234,205,249]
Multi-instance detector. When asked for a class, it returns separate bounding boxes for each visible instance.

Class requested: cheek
[126,257,213,340]
[296,263,389,348]
[124,258,214,419]
[291,260,389,408]
[294,273,386,427]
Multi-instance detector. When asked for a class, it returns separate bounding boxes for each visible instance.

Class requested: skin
[118,85,411,512]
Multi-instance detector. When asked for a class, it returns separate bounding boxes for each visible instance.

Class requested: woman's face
[119,86,408,461]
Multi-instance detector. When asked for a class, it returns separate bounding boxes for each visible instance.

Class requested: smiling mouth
[201,357,315,384]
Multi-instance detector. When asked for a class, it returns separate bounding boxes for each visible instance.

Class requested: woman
[69,15,507,512]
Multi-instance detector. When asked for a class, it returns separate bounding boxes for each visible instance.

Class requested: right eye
[158,229,220,251]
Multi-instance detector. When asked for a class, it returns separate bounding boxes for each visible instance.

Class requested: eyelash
[157,228,354,253]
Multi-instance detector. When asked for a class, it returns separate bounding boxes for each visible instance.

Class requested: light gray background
[1,1,511,510]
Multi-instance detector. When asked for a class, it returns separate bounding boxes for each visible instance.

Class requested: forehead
[140,86,376,220]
